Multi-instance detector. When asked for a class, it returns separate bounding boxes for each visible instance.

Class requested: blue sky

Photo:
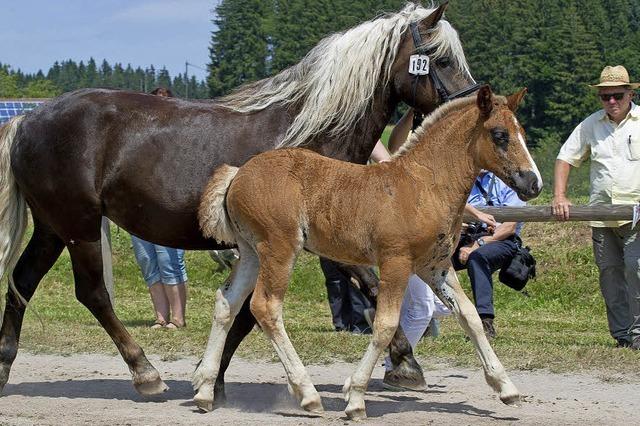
[1,0,219,81]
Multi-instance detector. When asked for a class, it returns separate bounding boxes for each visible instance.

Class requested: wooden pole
[101,216,115,306]
[463,204,636,223]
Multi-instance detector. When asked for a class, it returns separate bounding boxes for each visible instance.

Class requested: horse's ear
[477,85,493,117]
[507,88,527,112]
[422,2,449,29]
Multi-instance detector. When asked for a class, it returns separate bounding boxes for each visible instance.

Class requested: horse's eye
[436,57,451,68]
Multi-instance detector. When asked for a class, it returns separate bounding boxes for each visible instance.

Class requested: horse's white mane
[215,3,470,148]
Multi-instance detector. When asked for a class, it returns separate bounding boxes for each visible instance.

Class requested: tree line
[0,59,209,99]
[208,0,640,148]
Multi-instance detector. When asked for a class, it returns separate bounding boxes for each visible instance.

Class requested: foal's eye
[491,128,510,149]
[435,57,451,68]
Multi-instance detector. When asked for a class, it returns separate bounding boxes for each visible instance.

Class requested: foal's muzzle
[511,170,542,201]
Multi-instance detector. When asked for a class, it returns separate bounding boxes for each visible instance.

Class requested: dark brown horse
[0,3,478,402]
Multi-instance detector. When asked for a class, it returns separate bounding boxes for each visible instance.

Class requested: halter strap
[407,22,483,108]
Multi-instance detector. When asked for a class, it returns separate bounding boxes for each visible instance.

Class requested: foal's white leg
[251,244,324,414]
[343,258,411,420]
[418,266,520,405]
[192,241,259,412]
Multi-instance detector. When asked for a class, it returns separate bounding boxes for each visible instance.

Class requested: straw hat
[590,65,640,89]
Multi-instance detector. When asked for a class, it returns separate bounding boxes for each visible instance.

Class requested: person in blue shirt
[452,171,526,338]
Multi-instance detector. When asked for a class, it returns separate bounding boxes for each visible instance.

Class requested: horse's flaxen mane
[392,95,492,158]
[215,3,470,148]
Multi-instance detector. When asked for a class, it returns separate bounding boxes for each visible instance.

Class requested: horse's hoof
[213,383,227,406]
[383,366,426,391]
[134,375,169,396]
[0,363,10,394]
[346,406,367,421]
[500,391,521,406]
[194,382,215,412]
[301,396,324,415]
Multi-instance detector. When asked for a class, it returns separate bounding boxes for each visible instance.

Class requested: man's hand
[475,211,497,227]
[552,195,572,220]
[458,242,478,265]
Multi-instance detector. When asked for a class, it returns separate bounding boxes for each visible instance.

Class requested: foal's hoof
[345,406,367,421]
[194,383,215,412]
[301,396,324,416]
[500,391,521,406]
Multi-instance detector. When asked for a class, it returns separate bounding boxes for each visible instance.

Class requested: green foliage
[0,58,208,99]
[208,0,271,97]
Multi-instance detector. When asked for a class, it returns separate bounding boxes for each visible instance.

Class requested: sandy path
[0,353,636,425]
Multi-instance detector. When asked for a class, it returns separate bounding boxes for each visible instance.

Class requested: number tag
[408,54,430,75]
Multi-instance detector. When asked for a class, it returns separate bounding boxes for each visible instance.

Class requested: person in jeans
[131,86,188,329]
[131,236,188,329]
[552,65,640,350]
[452,172,525,338]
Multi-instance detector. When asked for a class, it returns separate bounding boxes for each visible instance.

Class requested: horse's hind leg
[66,240,167,396]
[418,266,520,405]
[0,220,64,394]
[250,242,323,414]
[193,240,259,412]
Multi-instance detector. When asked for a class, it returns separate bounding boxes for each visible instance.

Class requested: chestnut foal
[196,86,542,419]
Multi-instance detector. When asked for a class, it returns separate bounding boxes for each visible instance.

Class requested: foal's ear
[506,88,527,112]
[422,1,448,29]
[476,85,493,117]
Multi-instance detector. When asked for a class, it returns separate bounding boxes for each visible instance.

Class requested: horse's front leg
[343,257,412,420]
[418,266,520,405]
[193,242,260,411]
[67,240,167,396]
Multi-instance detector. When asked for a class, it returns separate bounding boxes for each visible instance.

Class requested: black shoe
[481,317,497,339]
[616,338,631,348]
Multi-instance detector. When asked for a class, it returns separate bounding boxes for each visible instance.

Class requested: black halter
[408,22,483,128]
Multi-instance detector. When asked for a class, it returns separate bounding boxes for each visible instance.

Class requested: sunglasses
[599,92,626,101]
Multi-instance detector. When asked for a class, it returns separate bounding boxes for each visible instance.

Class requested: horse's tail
[198,164,240,245]
[0,116,29,307]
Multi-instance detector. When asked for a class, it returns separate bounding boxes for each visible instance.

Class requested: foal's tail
[198,164,240,245]
[0,116,29,306]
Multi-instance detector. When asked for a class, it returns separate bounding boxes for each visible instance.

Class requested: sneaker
[481,317,496,339]
[631,336,640,350]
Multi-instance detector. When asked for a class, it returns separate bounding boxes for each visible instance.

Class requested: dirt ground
[0,352,637,425]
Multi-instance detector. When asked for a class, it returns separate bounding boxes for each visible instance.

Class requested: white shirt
[557,102,640,227]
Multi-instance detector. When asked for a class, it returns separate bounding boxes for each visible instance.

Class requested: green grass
[6,217,638,373]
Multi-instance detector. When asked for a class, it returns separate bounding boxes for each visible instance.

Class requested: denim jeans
[131,235,188,286]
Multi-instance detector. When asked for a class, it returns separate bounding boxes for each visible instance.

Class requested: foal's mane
[392,96,479,158]
[215,3,470,148]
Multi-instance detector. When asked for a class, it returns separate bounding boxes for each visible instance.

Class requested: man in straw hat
[552,65,640,349]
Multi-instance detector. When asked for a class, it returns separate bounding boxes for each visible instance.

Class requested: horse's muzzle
[512,170,542,201]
